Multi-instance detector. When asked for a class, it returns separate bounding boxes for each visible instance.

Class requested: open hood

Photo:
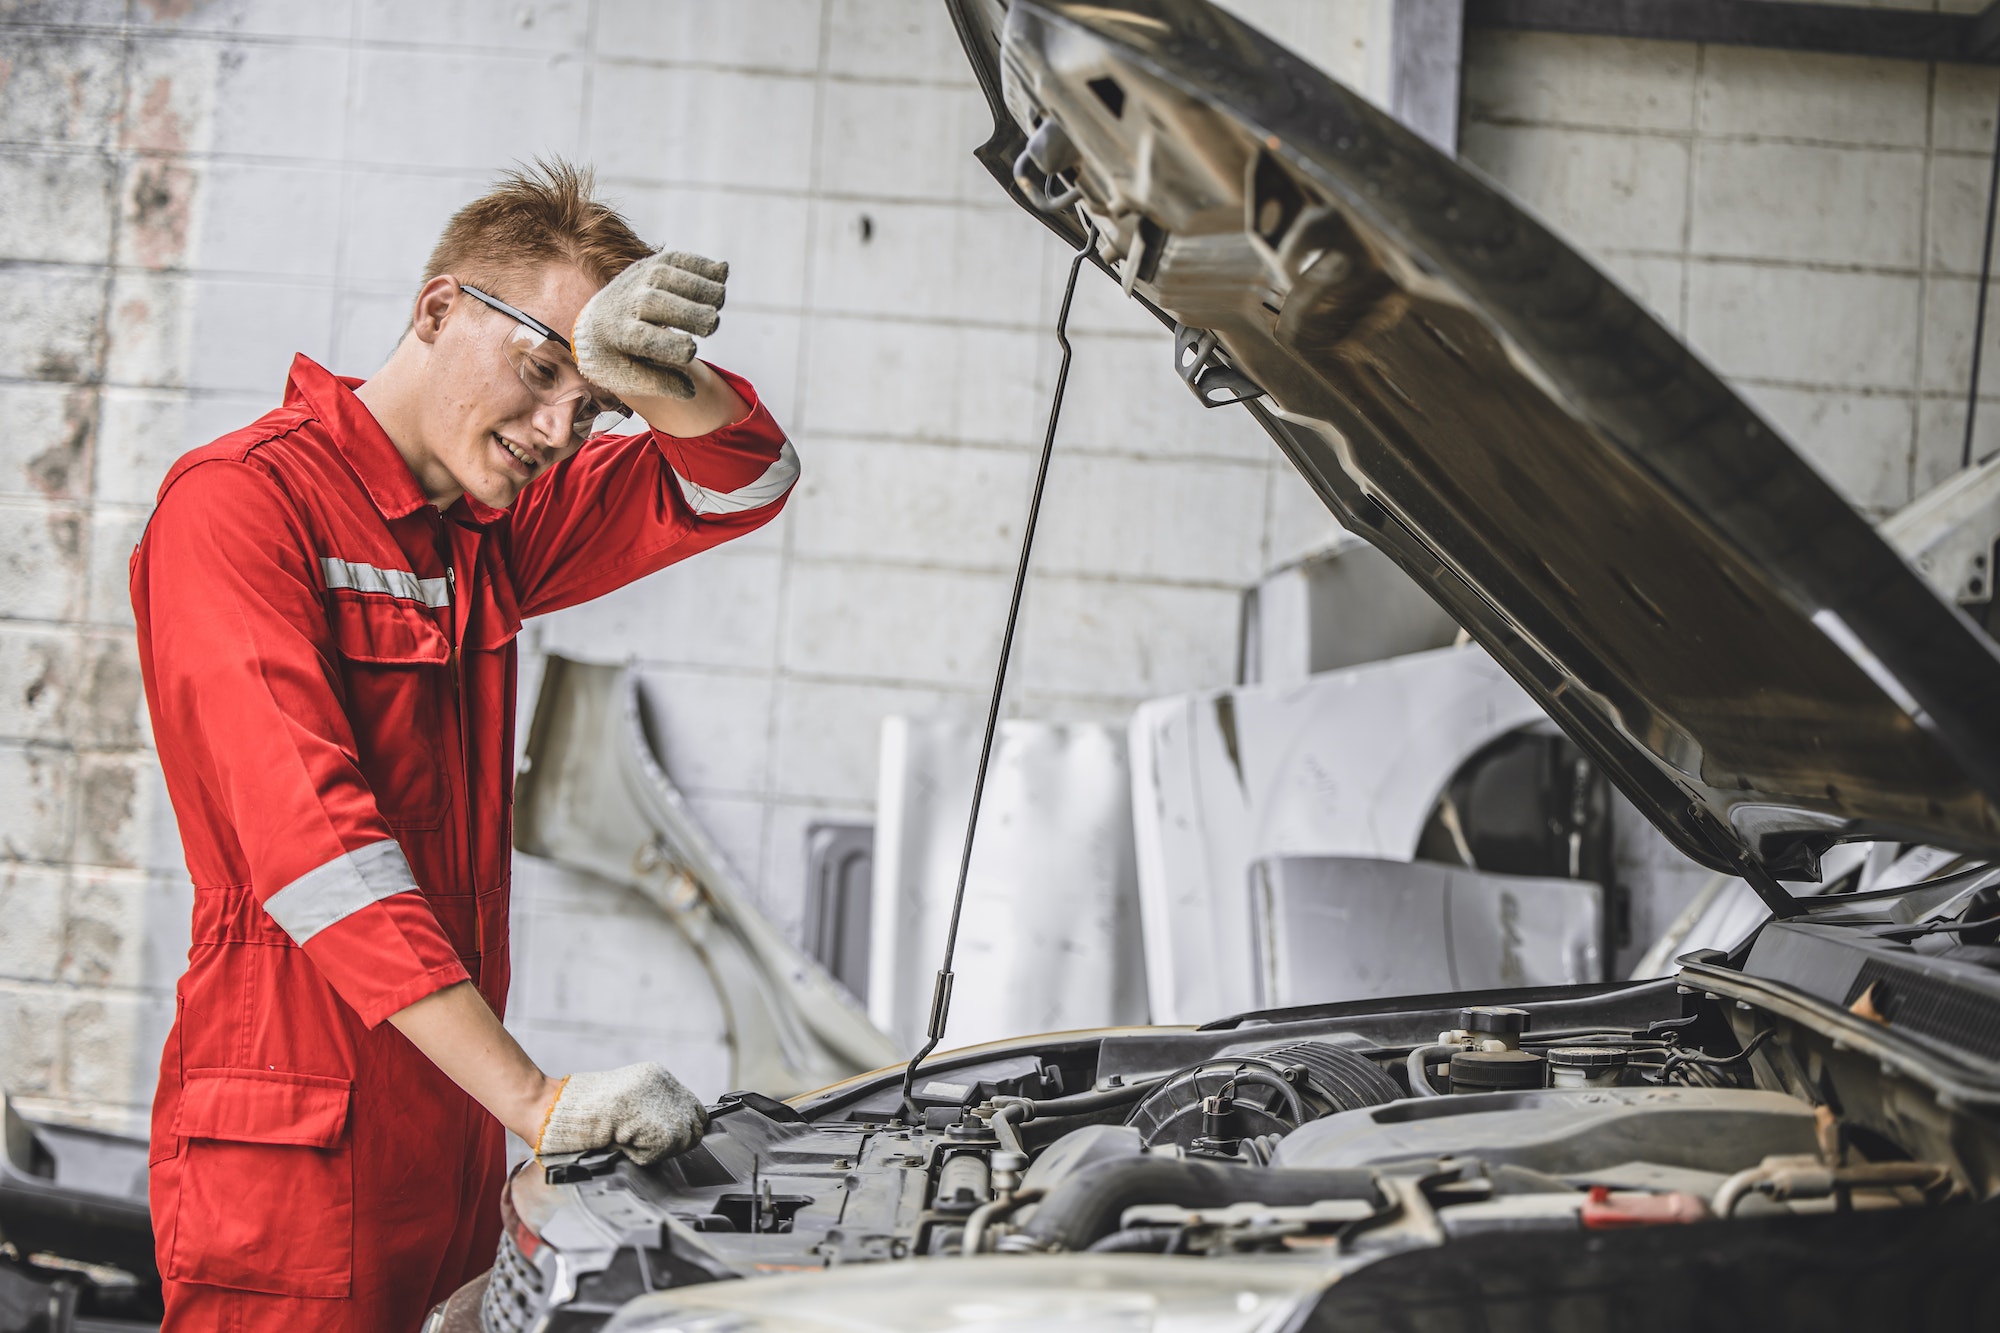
[947,0,2000,907]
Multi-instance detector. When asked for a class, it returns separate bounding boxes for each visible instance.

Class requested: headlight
[599,1256,1321,1332]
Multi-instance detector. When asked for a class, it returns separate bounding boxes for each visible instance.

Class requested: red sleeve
[505,363,798,617]
[132,459,468,1026]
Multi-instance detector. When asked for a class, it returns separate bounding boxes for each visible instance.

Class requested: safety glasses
[458,282,631,440]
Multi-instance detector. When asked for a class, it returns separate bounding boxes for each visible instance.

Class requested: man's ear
[411,275,461,345]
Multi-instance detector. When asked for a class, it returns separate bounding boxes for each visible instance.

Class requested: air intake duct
[1123,1041,1399,1153]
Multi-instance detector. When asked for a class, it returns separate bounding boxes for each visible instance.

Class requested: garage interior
[4,1,2000,1329]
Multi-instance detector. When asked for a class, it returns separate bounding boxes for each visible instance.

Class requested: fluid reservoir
[1448,1048,1545,1093]
[1545,1046,1629,1089]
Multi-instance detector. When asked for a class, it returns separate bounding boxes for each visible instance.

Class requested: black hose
[1086,1226,1179,1253]
[1020,1156,1380,1252]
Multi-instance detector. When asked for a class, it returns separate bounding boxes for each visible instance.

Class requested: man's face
[417,262,603,510]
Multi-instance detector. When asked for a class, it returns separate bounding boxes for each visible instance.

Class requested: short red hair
[424,157,651,295]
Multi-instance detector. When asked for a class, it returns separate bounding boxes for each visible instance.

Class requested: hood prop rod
[900,217,1100,1121]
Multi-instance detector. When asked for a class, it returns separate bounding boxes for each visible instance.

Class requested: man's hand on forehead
[573,250,729,402]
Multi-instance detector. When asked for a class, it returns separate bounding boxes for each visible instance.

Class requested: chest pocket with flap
[327,589,451,829]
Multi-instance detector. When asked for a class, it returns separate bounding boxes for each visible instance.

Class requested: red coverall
[132,354,795,1331]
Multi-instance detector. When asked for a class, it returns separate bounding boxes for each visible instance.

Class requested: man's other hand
[534,1062,708,1164]
[573,250,728,402]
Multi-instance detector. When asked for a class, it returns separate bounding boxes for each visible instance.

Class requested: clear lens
[500,324,630,438]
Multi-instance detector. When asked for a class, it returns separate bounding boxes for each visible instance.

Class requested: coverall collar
[282,353,507,527]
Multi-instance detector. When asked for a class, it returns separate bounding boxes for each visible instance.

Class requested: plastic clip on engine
[1172,324,1266,407]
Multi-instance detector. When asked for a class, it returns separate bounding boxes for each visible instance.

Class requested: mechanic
[129,160,798,1331]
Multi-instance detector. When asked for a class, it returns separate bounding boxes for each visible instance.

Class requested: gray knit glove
[572,250,728,401]
[534,1063,708,1164]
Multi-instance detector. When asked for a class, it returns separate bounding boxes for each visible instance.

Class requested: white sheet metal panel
[870,718,1149,1052]
[1249,855,1601,1007]
[1129,644,1545,1024]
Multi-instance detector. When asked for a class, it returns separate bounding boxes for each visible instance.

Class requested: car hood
[947,0,2000,905]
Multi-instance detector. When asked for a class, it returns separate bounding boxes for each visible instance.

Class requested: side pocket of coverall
[167,1068,353,1298]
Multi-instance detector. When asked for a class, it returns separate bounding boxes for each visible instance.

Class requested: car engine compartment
[461,927,2000,1333]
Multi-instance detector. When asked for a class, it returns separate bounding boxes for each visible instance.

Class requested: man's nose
[528,399,574,450]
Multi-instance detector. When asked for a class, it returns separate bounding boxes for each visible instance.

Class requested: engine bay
[472,926,2000,1331]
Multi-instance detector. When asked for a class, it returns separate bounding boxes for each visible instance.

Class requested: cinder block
[1215,0,1383,95]
[1595,252,1685,332]
[815,79,993,205]
[788,436,1034,570]
[1933,63,2000,155]
[688,308,803,434]
[185,277,335,394]
[0,984,62,1096]
[337,169,489,289]
[1691,141,1922,269]
[61,991,171,1109]
[1015,575,1239,698]
[120,39,222,157]
[1739,384,1915,516]
[0,742,75,863]
[59,870,189,992]
[0,498,88,622]
[348,48,582,171]
[1918,275,2000,396]
[0,31,124,147]
[536,547,783,670]
[824,0,975,84]
[808,200,1047,327]
[102,270,191,388]
[781,559,1008,687]
[797,315,1045,447]
[603,184,811,312]
[93,386,192,506]
[0,381,97,502]
[1463,31,1696,133]
[329,290,410,379]
[357,0,588,52]
[628,665,775,796]
[1685,261,1919,391]
[72,753,151,872]
[1035,452,1268,585]
[206,41,352,162]
[1698,46,1927,150]
[1913,396,2000,498]
[598,0,822,72]
[1464,122,1690,257]
[68,633,146,749]
[0,864,65,983]
[509,1020,732,1103]
[182,161,342,279]
[1927,152,1994,278]
[770,677,967,804]
[114,153,203,273]
[85,506,145,630]
[0,267,105,384]
[1062,330,1278,463]
[589,64,816,191]
[133,0,356,40]
[513,892,728,1034]
[0,626,75,744]
[0,151,116,265]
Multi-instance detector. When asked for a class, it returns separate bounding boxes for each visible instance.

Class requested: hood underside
[947,0,2000,902]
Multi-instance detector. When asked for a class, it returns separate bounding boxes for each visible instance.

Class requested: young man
[130,161,798,1330]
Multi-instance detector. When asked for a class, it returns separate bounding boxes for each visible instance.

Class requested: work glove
[572,250,728,401]
[534,1063,708,1164]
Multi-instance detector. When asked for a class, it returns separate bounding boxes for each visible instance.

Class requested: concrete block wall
[7,0,1991,1125]
[1460,19,2000,518]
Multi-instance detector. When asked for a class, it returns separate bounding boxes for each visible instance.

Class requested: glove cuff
[532,1074,571,1155]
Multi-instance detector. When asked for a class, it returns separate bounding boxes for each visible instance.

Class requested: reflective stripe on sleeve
[673,438,799,517]
[263,839,422,945]
[320,556,451,607]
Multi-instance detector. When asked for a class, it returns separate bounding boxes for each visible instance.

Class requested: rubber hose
[1020,1156,1380,1252]
[1407,1044,1456,1097]
[1086,1226,1179,1254]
